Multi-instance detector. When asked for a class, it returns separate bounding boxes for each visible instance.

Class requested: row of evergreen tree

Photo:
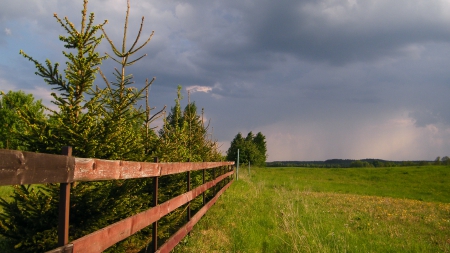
[0,1,223,252]
[226,132,267,167]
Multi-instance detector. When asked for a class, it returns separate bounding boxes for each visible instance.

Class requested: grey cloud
[410,110,442,127]
[232,0,450,65]
[3,0,450,161]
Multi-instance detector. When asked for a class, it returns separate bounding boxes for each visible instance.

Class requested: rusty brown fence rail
[0,148,235,253]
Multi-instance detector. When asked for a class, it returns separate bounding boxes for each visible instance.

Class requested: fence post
[58,146,72,247]
[212,166,216,195]
[152,157,159,253]
[219,166,225,190]
[229,165,232,183]
[226,165,228,184]
[237,149,239,180]
[202,167,206,205]
[224,166,227,188]
[187,159,191,222]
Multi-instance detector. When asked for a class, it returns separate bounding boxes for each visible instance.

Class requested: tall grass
[174,166,450,252]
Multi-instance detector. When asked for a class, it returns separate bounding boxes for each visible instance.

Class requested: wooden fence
[0,147,235,253]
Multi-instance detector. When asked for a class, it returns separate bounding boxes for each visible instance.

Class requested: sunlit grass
[174,166,450,252]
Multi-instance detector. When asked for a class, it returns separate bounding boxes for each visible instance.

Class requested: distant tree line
[267,157,450,168]
[432,156,450,166]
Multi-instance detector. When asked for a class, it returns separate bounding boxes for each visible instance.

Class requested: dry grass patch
[275,189,450,252]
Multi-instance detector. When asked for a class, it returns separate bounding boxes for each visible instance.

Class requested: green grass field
[1,166,449,252]
[174,166,450,252]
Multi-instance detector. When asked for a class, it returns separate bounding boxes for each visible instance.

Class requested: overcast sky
[1,0,450,161]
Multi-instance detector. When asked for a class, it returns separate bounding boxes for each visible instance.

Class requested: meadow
[1,166,449,252]
[174,166,450,252]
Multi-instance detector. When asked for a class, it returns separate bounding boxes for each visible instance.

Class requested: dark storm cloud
[233,0,450,65]
[3,0,450,160]
[410,110,443,127]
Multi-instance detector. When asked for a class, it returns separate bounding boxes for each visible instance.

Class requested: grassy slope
[174,166,450,252]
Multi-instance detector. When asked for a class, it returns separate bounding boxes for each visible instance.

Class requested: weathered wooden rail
[0,148,235,252]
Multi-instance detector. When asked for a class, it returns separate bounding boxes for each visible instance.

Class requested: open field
[174,166,450,252]
[1,166,449,252]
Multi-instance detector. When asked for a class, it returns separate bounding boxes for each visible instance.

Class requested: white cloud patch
[4,28,11,35]
[186,85,212,93]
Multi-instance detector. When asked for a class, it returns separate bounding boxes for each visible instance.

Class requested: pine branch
[129,30,154,55]
[125,54,147,66]
[121,0,130,54]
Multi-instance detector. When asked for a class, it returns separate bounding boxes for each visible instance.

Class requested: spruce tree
[1,2,110,251]
[226,132,244,163]
[0,1,159,252]
[254,132,267,159]
[154,86,223,241]
[95,0,156,161]
[253,132,268,167]
[18,0,109,156]
[157,86,190,162]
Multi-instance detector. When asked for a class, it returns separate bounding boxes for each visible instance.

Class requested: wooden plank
[68,170,234,253]
[71,205,161,253]
[0,149,75,185]
[213,171,234,187]
[74,159,233,182]
[156,180,234,253]
[158,162,235,176]
[45,244,73,253]
[73,158,160,181]
[0,149,233,185]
